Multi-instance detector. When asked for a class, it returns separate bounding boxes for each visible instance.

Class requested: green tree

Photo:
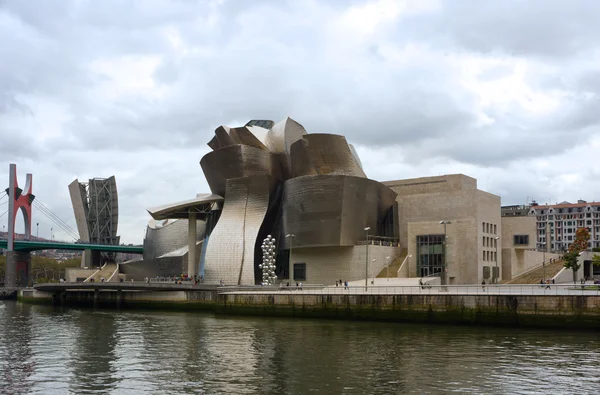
[592,254,600,273]
[563,227,590,284]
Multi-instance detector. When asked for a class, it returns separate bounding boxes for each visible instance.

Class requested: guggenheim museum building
[121,118,402,285]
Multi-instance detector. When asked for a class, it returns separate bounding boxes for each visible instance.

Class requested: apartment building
[528,200,600,252]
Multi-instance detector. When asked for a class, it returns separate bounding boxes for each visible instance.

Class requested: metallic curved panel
[143,219,206,261]
[348,144,363,170]
[200,145,282,196]
[147,194,223,220]
[282,175,397,248]
[246,126,270,146]
[215,125,235,147]
[202,175,272,285]
[265,117,307,155]
[229,126,269,150]
[290,134,366,178]
[207,135,221,151]
[289,138,316,178]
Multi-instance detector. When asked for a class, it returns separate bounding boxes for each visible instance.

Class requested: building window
[494,224,497,234]
[483,250,486,261]
[416,234,445,277]
[482,222,485,232]
[293,263,306,281]
[514,235,529,245]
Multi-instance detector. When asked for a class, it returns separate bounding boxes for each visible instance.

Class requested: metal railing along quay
[222,284,600,296]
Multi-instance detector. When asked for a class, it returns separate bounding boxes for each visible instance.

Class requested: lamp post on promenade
[386,256,391,281]
[407,255,412,277]
[51,227,53,241]
[542,246,548,283]
[372,258,376,285]
[364,227,370,290]
[494,236,499,284]
[286,234,296,285]
[439,220,451,286]
[36,222,39,239]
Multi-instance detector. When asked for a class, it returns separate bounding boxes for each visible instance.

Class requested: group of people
[540,278,554,289]
[279,282,303,290]
[335,279,349,289]
[88,277,106,283]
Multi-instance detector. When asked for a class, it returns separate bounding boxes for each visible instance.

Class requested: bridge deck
[0,239,143,253]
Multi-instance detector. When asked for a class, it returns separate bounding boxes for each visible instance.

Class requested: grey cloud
[2,0,600,242]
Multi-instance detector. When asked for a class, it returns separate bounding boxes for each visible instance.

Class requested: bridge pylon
[4,163,35,287]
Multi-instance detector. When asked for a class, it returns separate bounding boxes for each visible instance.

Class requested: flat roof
[147,194,223,220]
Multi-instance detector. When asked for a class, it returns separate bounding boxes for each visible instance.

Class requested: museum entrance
[416,234,445,278]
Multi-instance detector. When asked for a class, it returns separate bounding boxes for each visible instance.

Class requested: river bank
[18,287,600,330]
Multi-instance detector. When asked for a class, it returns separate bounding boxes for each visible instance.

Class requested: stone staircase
[504,260,565,284]
[377,248,407,278]
[84,263,119,282]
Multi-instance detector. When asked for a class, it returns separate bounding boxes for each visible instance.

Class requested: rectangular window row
[482,222,497,235]
[482,236,498,248]
[482,250,497,262]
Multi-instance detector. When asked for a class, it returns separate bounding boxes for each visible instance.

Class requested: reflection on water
[0,301,599,394]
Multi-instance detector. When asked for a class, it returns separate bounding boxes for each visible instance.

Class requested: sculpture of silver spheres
[260,235,277,285]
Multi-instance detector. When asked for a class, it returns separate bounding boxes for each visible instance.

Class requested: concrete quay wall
[217,293,600,330]
[18,289,600,329]
[19,289,218,311]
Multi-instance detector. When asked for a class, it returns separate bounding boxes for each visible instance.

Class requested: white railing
[222,283,600,296]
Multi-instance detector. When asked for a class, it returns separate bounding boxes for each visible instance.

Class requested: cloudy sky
[1,0,600,244]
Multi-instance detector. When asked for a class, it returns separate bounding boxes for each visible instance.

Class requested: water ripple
[1,302,599,394]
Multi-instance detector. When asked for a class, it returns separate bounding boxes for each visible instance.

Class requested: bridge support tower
[5,163,34,287]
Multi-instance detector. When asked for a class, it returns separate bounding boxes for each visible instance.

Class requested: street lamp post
[372,258,376,285]
[407,254,412,277]
[36,222,39,239]
[494,236,499,284]
[543,250,546,283]
[286,234,296,286]
[439,220,451,286]
[51,227,53,241]
[364,227,370,291]
[386,256,391,281]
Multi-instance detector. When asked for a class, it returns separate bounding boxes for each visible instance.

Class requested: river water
[0,301,599,394]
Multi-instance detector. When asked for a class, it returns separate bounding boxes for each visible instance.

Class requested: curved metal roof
[147,193,223,220]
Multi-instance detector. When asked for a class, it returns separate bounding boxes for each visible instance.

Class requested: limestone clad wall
[476,190,502,283]
[501,216,536,250]
[384,174,501,285]
[407,219,478,284]
[290,245,401,285]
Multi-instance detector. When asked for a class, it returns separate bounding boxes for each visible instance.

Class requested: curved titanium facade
[202,175,272,285]
[281,175,397,249]
[143,219,206,261]
[229,126,269,150]
[200,145,282,196]
[265,117,307,155]
[144,116,397,285]
[290,134,366,178]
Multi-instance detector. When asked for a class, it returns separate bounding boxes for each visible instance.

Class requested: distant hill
[0,231,51,242]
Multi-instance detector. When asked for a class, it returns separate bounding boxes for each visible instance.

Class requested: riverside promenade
[17,281,600,330]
